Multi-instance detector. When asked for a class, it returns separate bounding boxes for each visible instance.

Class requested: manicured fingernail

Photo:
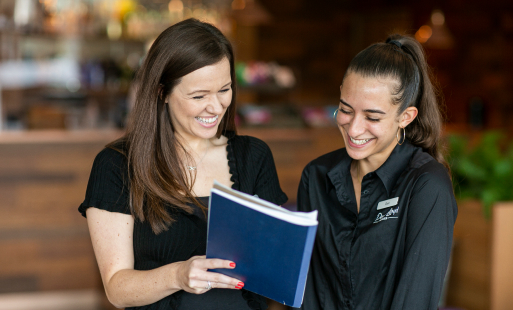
[230,263,236,267]
[237,282,244,287]
[236,285,243,289]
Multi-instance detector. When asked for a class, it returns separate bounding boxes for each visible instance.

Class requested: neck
[353,140,398,180]
[176,134,211,155]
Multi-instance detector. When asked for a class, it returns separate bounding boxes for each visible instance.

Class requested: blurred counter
[0,129,123,144]
[0,127,344,204]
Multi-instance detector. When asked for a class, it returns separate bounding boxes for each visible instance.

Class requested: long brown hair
[343,34,449,172]
[109,18,237,234]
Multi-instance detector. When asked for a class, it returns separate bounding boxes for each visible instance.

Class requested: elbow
[104,290,126,309]
[103,275,132,309]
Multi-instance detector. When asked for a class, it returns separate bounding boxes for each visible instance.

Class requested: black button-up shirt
[297,141,457,310]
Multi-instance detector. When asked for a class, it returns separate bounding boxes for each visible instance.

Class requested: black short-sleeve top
[79,134,288,310]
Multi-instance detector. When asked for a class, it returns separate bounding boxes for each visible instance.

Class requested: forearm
[104,262,183,308]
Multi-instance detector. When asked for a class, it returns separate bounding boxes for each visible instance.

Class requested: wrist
[166,261,184,292]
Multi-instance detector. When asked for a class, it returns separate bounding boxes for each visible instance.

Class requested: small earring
[396,127,406,145]
[333,109,338,119]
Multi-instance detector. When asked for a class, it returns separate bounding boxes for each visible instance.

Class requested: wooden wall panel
[0,136,112,294]
[447,200,492,310]
[491,203,513,310]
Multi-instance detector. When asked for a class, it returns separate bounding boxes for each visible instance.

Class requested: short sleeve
[78,147,131,217]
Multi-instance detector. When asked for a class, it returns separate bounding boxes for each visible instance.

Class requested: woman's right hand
[174,255,244,294]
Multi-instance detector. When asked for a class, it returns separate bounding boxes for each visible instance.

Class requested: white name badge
[377,197,399,210]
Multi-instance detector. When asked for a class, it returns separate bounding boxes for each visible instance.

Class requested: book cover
[206,181,318,308]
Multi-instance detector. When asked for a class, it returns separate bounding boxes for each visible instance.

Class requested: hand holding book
[173,255,244,293]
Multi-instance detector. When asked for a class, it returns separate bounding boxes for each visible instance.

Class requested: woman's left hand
[173,255,244,294]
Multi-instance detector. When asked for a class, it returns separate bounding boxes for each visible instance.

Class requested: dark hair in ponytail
[343,34,449,172]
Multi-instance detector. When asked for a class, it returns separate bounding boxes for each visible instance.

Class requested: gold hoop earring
[333,109,338,119]
[396,127,406,145]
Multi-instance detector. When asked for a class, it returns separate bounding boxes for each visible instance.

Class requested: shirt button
[363,190,369,195]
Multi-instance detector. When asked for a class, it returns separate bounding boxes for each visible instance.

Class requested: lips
[195,115,218,124]
[346,133,373,148]
[350,136,371,145]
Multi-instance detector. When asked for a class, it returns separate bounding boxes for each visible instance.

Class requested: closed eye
[339,108,352,114]
[219,88,230,93]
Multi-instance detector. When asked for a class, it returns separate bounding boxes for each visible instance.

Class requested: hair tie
[387,40,402,49]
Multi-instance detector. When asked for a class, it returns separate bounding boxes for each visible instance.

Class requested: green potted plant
[445,131,513,310]
[447,131,513,218]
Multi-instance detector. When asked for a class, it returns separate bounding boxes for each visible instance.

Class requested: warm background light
[431,9,445,26]
[232,0,246,10]
[168,0,184,13]
[415,25,432,43]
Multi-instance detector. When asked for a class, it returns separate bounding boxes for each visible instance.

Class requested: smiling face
[337,72,416,165]
[167,57,232,143]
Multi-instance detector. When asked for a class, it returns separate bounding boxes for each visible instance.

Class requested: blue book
[206,181,318,308]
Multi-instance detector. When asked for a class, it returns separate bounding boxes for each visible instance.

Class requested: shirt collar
[327,141,417,200]
[326,149,353,204]
[374,141,416,196]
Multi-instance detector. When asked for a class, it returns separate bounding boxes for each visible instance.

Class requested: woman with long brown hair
[297,34,457,309]
[79,18,286,310]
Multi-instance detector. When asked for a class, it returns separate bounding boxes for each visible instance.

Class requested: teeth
[350,136,370,145]
[196,115,218,124]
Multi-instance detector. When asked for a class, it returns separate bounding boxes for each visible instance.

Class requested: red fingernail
[237,282,244,287]
[230,263,236,267]
[236,285,242,289]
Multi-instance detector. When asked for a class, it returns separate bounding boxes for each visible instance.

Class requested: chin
[345,145,373,160]
[346,151,367,160]
[197,127,219,139]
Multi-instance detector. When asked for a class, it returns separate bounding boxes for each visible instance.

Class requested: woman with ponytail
[297,34,457,310]
[78,19,286,310]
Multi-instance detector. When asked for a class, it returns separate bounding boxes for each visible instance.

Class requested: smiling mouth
[350,136,371,145]
[195,115,218,124]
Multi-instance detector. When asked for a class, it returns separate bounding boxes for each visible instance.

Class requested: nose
[205,94,226,115]
[346,114,366,137]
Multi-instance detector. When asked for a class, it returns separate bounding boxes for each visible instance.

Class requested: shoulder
[229,135,273,159]
[405,149,456,215]
[403,150,457,226]
[302,147,347,177]
[408,149,452,190]
[90,147,128,180]
[93,147,127,167]
[230,134,269,148]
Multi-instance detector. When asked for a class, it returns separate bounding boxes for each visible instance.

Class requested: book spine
[292,225,318,308]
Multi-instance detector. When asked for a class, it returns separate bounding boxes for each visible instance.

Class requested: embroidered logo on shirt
[373,206,400,223]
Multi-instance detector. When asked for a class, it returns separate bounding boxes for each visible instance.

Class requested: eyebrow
[187,82,232,95]
[339,99,386,114]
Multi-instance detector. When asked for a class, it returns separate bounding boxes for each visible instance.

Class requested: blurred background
[0,0,512,309]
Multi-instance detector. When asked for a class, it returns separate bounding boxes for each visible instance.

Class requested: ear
[158,84,167,102]
[399,107,418,128]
